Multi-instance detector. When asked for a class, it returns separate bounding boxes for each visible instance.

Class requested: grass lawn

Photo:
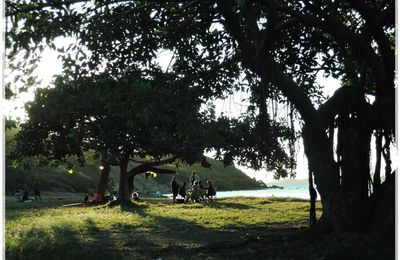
[6,195,324,259]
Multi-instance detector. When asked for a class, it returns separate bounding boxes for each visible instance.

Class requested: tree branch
[346,0,394,78]
[219,1,319,124]
[239,1,262,51]
[218,0,256,68]
[130,158,147,164]
[261,0,390,94]
[6,0,207,16]
[380,6,395,27]
[135,166,176,176]
[127,156,178,176]
[273,18,297,32]
[6,0,91,16]
[259,58,319,124]
[318,86,354,125]
[318,85,375,128]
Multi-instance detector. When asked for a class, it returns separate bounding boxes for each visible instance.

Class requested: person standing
[32,178,42,201]
[170,176,180,203]
[189,170,200,186]
[83,193,90,206]
[205,180,216,202]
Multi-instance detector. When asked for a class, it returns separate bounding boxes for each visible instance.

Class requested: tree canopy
[6,0,395,238]
[13,69,219,199]
[15,71,208,164]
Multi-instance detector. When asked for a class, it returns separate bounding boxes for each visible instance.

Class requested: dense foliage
[14,71,208,165]
[5,0,395,240]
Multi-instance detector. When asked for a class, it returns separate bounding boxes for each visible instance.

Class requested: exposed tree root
[107,198,137,208]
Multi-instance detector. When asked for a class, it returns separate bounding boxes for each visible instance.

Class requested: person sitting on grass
[15,186,23,202]
[198,180,207,201]
[178,181,187,199]
[189,180,200,203]
[205,180,216,202]
[170,176,180,203]
[199,180,205,189]
[22,190,30,202]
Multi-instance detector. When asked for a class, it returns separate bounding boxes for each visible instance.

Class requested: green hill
[5,125,263,195]
[5,158,263,196]
[156,158,264,191]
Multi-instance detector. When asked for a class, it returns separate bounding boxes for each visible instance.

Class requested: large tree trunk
[338,115,372,233]
[382,133,392,180]
[262,59,351,234]
[128,174,134,195]
[118,155,130,202]
[308,166,317,227]
[96,162,111,198]
[302,122,347,233]
[368,172,395,240]
[218,0,393,236]
[373,130,382,192]
[339,116,371,199]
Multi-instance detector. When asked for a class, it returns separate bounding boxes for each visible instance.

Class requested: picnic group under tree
[171,171,216,203]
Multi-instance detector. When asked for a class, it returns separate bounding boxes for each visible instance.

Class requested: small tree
[14,71,210,202]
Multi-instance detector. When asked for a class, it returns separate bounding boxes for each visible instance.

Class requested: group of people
[170,170,216,203]
[15,178,42,202]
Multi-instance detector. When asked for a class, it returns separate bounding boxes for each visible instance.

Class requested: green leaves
[206,110,296,179]
[9,0,390,179]
[14,69,212,169]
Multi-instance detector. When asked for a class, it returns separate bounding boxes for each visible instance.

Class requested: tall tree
[6,0,395,237]
[213,0,394,235]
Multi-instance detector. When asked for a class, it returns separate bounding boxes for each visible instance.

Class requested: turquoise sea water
[165,179,320,200]
[215,181,315,199]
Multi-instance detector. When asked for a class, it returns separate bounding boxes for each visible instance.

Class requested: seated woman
[178,182,187,198]
[198,180,207,201]
[198,180,205,189]
[189,181,200,203]
[205,180,216,202]
[15,188,23,202]
[22,190,32,202]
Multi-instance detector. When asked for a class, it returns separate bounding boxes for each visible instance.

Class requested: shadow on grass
[206,201,255,210]
[6,196,84,221]
[8,198,380,259]
[113,201,387,259]
[107,199,149,214]
[6,220,127,260]
[139,197,256,209]
[8,212,174,260]
[111,202,312,259]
